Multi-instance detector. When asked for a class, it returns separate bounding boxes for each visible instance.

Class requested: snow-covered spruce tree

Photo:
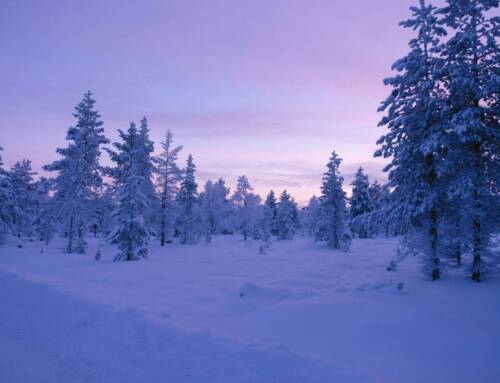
[44,91,109,254]
[368,180,383,210]
[89,184,115,237]
[137,117,158,227]
[351,180,387,237]
[315,151,351,250]
[200,181,215,243]
[155,130,183,246]
[303,195,320,237]
[349,167,375,238]
[176,155,200,244]
[375,1,447,280]
[108,122,152,261]
[213,178,233,234]
[34,177,57,245]
[8,159,38,239]
[258,202,274,253]
[437,0,499,282]
[242,193,262,240]
[231,175,261,241]
[200,178,232,237]
[276,190,298,240]
[376,184,407,238]
[264,190,278,236]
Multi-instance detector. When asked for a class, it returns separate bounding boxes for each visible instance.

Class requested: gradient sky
[1,0,427,204]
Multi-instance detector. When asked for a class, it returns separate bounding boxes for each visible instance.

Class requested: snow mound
[226,283,313,315]
[237,282,289,300]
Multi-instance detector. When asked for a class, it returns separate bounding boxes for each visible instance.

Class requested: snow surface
[1,236,499,382]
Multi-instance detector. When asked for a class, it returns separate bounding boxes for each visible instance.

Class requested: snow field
[1,235,499,382]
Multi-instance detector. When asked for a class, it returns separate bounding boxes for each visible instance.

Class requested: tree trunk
[160,194,167,246]
[471,141,482,282]
[430,208,440,280]
[425,153,440,281]
[471,214,481,282]
[67,216,74,254]
[469,7,483,283]
[455,242,462,267]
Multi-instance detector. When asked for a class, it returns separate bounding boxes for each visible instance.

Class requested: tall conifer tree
[44,91,109,253]
[156,130,183,246]
[177,155,200,244]
[376,1,446,279]
[315,151,351,250]
[437,0,499,281]
[108,122,152,261]
[276,190,298,240]
[350,167,374,238]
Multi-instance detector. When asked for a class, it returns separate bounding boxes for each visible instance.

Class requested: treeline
[0,90,456,260]
[0,93,379,259]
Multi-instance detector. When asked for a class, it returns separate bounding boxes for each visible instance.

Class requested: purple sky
[0,0,424,204]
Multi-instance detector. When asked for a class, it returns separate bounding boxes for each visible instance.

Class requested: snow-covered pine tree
[375,1,447,279]
[351,180,388,238]
[276,190,298,240]
[176,155,200,244]
[349,167,375,238]
[44,91,109,254]
[200,178,232,237]
[155,130,183,246]
[258,204,274,254]
[200,181,215,243]
[368,180,383,210]
[34,177,57,245]
[9,159,38,239]
[89,184,115,237]
[376,184,405,238]
[243,193,262,240]
[315,151,351,250]
[264,190,278,236]
[213,178,233,234]
[437,0,499,282]
[303,195,320,237]
[231,175,261,241]
[108,122,152,261]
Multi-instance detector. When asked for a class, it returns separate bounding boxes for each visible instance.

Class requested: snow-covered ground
[1,236,499,382]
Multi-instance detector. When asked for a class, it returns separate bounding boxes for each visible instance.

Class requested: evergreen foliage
[276,190,298,240]
[9,160,38,238]
[0,147,13,238]
[349,167,374,238]
[232,176,261,241]
[108,122,152,261]
[314,151,351,250]
[437,0,499,281]
[44,91,109,254]
[34,177,57,245]
[200,178,232,237]
[156,130,183,246]
[376,0,499,281]
[264,190,279,236]
[176,155,200,244]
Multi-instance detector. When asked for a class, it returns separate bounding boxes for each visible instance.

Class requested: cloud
[142,107,377,141]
